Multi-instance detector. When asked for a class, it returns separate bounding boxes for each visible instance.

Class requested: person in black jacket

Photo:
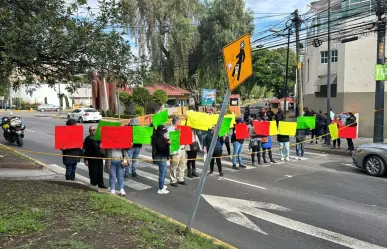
[345,112,357,151]
[204,125,224,176]
[277,134,290,161]
[152,125,170,194]
[83,125,107,188]
[62,119,83,181]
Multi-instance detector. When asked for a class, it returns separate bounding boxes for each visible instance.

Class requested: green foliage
[134,106,145,116]
[152,90,168,106]
[132,87,151,107]
[64,96,70,108]
[0,207,46,235]
[106,109,114,117]
[101,110,106,117]
[119,92,132,107]
[216,97,222,104]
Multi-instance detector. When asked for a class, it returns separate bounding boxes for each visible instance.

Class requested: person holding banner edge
[231,118,246,169]
[125,118,142,179]
[62,119,83,181]
[152,125,170,194]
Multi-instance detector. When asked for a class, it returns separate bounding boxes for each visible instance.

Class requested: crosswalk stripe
[78,163,152,191]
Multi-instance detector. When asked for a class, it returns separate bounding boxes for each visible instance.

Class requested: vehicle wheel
[40,109,45,112]
[67,115,70,120]
[78,117,83,123]
[364,155,386,177]
[16,136,23,147]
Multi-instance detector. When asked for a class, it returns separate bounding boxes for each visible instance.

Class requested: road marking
[77,163,152,191]
[285,175,293,178]
[223,178,266,190]
[47,164,90,183]
[25,129,35,132]
[202,195,387,249]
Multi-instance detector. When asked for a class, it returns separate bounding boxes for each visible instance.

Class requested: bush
[123,110,130,115]
[113,114,131,119]
[101,110,106,117]
[134,106,145,116]
[106,109,114,117]
[132,87,151,107]
[119,92,132,107]
[153,90,168,106]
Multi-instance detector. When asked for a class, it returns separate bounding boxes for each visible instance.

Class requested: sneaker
[232,165,239,170]
[208,171,214,176]
[157,189,169,194]
[178,181,187,185]
[285,157,290,161]
[239,165,247,168]
[110,190,115,195]
[119,189,126,196]
[281,158,284,161]
[131,172,138,177]
[171,183,179,187]
[299,157,303,160]
[258,162,262,165]
[219,172,224,177]
[270,160,276,164]
[162,185,168,190]
[295,157,299,160]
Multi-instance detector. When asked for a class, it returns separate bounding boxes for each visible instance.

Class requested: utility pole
[58,82,62,116]
[373,0,387,143]
[326,0,332,146]
[283,16,295,121]
[294,9,304,117]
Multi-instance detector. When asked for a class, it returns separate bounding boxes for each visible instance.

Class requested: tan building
[302,0,384,137]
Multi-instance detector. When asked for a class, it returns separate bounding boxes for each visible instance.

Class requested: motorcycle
[2,113,25,147]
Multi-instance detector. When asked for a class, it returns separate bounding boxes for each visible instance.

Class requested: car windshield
[85,109,98,112]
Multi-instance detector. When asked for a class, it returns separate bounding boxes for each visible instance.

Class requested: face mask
[163,133,168,139]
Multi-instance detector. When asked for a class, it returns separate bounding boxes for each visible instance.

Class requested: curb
[0,164,43,170]
[0,144,236,249]
[305,146,352,157]
[51,115,66,119]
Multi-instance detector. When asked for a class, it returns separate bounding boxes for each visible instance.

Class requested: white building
[302,0,384,137]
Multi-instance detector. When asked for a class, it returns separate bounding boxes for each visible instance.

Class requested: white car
[67,108,102,123]
[37,104,61,112]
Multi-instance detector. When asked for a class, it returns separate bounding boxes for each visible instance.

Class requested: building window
[321,51,338,64]
[331,50,338,63]
[314,84,337,98]
[320,51,328,64]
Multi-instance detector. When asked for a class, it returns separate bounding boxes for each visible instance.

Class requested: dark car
[242,102,268,117]
[352,143,387,177]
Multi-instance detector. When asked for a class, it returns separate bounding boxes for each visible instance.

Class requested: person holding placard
[125,118,142,179]
[152,125,170,194]
[231,118,246,169]
[345,112,357,151]
[105,147,129,196]
[186,129,202,178]
[331,115,342,149]
[167,117,187,187]
[277,134,290,161]
[83,125,107,188]
[62,119,83,181]
[295,129,306,160]
[261,136,276,164]
[204,124,224,176]
[248,118,262,165]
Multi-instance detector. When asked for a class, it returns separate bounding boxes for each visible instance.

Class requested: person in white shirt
[166,117,187,187]
[330,108,335,122]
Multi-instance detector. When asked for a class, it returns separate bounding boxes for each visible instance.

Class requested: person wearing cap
[166,117,187,187]
[152,125,170,194]
[124,118,142,179]
[231,118,246,169]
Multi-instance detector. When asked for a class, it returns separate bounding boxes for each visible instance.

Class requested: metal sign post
[185,34,252,232]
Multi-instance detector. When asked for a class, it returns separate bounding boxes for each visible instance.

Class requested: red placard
[339,126,357,139]
[252,121,270,136]
[55,126,83,150]
[177,125,193,145]
[235,123,250,139]
[100,126,133,149]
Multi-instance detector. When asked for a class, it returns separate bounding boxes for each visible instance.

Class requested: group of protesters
[60,105,357,197]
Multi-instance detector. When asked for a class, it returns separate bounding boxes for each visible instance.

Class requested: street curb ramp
[0,143,237,249]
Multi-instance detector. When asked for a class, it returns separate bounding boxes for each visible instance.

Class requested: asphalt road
[3,112,387,249]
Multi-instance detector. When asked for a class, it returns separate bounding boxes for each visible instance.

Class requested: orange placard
[223,34,253,91]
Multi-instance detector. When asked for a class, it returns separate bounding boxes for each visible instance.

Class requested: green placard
[152,110,169,128]
[95,120,122,141]
[297,116,316,129]
[169,130,181,153]
[375,64,387,81]
[219,118,232,137]
[133,126,154,144]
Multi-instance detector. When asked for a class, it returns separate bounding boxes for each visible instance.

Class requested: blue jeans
[65,163,77,177]
[232,141,243,166]
[125,147,141,176]
[109,160,124,191]
[296,143,304,157]
[156,156,168,190]
[279,142,290,158]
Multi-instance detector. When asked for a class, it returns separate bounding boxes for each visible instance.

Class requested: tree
[119,92,132,107]
[132,87,151,107]
[120,0,201,85]
[0,0,137,93]
[153,90,168,106]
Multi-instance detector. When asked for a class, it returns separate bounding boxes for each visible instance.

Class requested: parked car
[352,143,387,177]
[37,104,61,112]
[67,108,102,123]
[241,102,269,117]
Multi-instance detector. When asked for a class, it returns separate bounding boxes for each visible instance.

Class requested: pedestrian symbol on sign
[232,40,246,81]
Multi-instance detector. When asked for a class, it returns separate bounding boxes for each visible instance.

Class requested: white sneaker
[157,189,169,194]
[285,157,290,161]
[119,189,126,196]
[281,158,284,161]
[162,185,168,190]
[110,190,115,195]
[299,157,303,160]
[295,157,299,160]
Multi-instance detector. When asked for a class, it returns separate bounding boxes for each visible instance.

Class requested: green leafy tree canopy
[152,90,168,106]
[132,87,151,107]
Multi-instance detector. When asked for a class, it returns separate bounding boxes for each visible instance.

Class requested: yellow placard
[223,34,253,91]
[208,113,236,129]
[329,123,339,140]
[278,121,297,136]
[269,121,278,136]
[186,111,211,131]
